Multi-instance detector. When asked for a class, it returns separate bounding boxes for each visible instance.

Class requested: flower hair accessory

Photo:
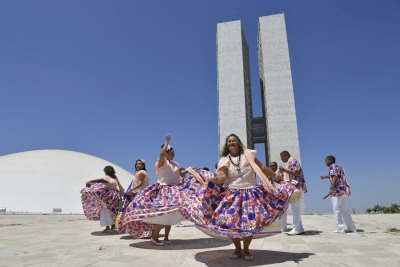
[140,159,146,164]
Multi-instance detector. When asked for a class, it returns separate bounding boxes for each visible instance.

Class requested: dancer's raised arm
[157,133,171,169]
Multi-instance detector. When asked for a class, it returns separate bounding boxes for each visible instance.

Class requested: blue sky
[1,1,399,214]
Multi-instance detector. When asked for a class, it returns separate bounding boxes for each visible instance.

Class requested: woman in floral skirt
[180,134,294,260]
[121,134,189,245]
[81,165,123,233]
[117,159,150,235]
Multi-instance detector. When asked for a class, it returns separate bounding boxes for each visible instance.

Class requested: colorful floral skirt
[183,168,216,195]
[116,191,138,233]
[119,183,189,238]
[80,183,121,221]
[180,177,294,239]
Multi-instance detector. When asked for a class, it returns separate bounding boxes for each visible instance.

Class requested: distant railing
[52,208,62,213]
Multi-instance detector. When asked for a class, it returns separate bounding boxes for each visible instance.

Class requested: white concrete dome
[0,150,134,213]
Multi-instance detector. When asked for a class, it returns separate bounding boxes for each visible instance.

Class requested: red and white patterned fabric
[81,183,121,221]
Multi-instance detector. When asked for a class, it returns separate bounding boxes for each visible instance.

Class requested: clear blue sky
[1,1,399,214]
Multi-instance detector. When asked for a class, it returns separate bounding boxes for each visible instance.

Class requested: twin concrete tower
[217,14,301,165]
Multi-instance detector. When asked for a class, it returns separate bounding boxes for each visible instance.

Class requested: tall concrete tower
[217,13,304,213]
[258,14,301,164]
[217,13,300,165]
[216,20,253,154]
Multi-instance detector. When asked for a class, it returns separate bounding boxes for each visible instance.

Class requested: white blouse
[155,159,181,186]
[218,150,258,188]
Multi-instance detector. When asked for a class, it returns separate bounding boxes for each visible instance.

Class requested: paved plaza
[0,214,399,266]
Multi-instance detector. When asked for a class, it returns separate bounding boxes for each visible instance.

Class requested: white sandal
[150,238,165,246]
[229,252,242,259]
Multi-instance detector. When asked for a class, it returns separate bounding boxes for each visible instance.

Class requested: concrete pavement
[0,214,399,266]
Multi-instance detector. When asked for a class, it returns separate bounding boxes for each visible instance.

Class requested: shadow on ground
[129,238,230,250]
[195,249,314,266]
[303,230,322,235]
[120,235,152,240]
[91,230,120,236]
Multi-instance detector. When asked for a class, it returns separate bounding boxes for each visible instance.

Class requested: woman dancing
[181,134,294,260]
[81,165,124,233]
[117,159,150,234]
[121,134,188,245]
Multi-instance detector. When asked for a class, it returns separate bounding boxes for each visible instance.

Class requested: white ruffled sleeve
[217,157,230,171]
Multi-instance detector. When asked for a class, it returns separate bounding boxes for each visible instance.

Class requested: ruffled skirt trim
[179,175,293,239]
[119,183,189,238]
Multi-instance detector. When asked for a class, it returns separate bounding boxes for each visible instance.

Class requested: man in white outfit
[279,151,307,235]
[321,155,356,233]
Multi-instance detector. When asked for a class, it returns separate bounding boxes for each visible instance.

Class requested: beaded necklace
[229,154,241,171]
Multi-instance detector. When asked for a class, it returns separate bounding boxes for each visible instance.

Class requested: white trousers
[289,192,304,231]
[100,206,114,227]
[331,195,356,230]
[280,211,288,230]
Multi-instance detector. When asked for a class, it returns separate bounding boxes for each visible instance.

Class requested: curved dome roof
[0,150,135,213]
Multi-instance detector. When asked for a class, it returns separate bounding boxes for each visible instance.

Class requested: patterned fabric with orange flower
[119,183,190,238]
[116,190,138,233]
[80,183,121,221]
[179,152,294,239]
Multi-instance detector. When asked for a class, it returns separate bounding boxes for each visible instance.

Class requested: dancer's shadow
[303,230,322,235]
[90,230,120,236]
[299,229,364,235]
[195,249,314,266]
[129,238,230,250]
[283,229,322,236]
[120,235,151,240]
[120,235,134,240]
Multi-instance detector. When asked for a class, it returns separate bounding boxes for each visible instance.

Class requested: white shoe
[175,222,185,227]
[229,252,242,259]
[334,229,345,234]
[286,229,305,235]
[281,228,289,233]
[150,238,165,246]
[244,255,253,261]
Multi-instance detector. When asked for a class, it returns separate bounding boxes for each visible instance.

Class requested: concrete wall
[217,20,253,154]
[0,150,134,213]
